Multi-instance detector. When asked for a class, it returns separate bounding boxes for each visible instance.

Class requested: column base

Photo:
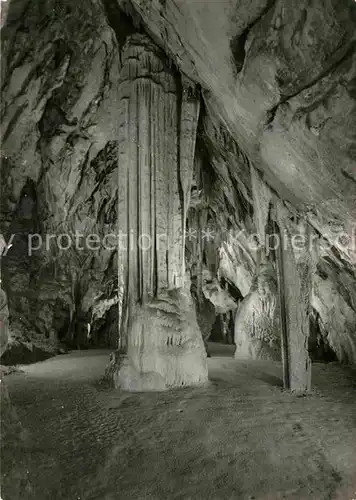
[113,290,209,391]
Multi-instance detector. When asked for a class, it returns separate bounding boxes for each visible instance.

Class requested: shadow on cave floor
[208,342,235,358]
[208,343,283,387]
[1,345,356,500]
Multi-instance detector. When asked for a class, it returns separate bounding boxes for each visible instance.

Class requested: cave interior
[0,0,356,498]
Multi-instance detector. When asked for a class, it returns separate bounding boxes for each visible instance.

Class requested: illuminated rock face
[312,260,356,365]
[274,204,317,393]
[116,34,207,391]
[117,0,356,373]
[234,261,279,361]
[115,289,208,391]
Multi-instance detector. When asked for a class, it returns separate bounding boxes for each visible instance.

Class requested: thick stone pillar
[116,34,207,391]
[274,201,317,393]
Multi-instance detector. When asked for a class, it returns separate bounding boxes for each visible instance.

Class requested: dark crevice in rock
[230,175,253,223]
[102,0,140,48]
[316,265,328,281]
[75,147,92,197]
[341,169,356,183]
[117,0,144,31]
[309,309,337,363]
[230,0,277,75]
[230,29,248,75]
[2,103,27,143]
[38,98,77,140]
[265,104,278,127]
[102,0,145,70]
[220,277,243,303]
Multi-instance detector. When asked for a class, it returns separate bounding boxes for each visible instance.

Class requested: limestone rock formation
[1,0,355,393]
[234,261,279,361]
[312,259,356,364]
[115,289,208,391]
[201,270,238,316]
[121,0,356,236]
[274,202,318,392]
[116,34,208,389]
[1,0,122,350]
[115,0,356,370]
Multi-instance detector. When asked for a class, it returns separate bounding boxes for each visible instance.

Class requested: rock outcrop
[1,0,122,349]
[312,259,356,364]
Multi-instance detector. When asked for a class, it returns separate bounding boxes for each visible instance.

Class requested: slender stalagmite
[179,75,201,286]
[274,200,318,393]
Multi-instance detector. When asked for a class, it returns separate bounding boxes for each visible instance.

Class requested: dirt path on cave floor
[1,344,356,500]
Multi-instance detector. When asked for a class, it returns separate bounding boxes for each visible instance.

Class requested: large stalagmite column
[274,200,317,393]
[116,34,207,391]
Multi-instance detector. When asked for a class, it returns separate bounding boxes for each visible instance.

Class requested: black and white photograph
[0,0,356,498]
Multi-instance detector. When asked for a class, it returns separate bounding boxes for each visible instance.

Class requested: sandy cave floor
[1,344,356,500]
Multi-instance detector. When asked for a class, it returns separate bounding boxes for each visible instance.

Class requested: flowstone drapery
[234,258,279,361]
[116,34,207,391]
[234,167,279,361]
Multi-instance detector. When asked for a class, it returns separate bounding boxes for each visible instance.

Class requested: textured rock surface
[116,0,356,368]
[234,261,279,361]
[275,203,318,392]
[116,33,208,389]
[1,0,122,349]
[312,259,356,364]
[0,288,9,357]
[120,0,356,240]
[115,290,208,391]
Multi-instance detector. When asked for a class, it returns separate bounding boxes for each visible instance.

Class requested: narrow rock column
[116,34,207,391]
[274,200,317,393]
[250,165,272,249]
[179,75,200,284]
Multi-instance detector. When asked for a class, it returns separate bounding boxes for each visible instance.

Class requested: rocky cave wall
[117,0,356,366]
[1,0,125,355]
[1,0,356,368]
